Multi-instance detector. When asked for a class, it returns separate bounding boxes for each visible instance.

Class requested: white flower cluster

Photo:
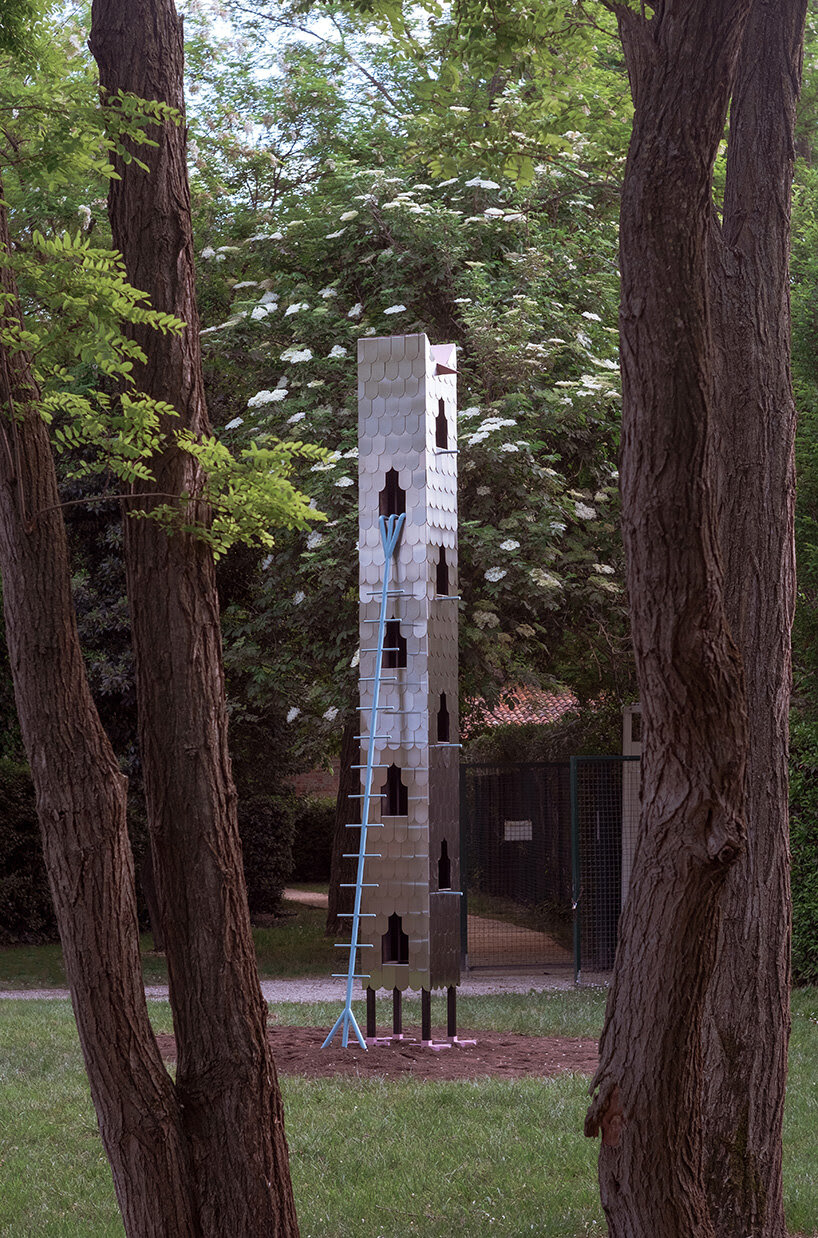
[473,610,500,629]
[334,476,354,488]
[499,539,520,551]
[286,707,300,723]
[284,301,310,317]
[306,531,324,550]
[347,303,363,319]
[225,416,244,430]
[465,177,501,189]
[530,568,561,589]
[467,416,517,446]
[323,706,339,722]
[287,411,306,424]
[484,567,507,583]
[247,389,287,407]
[319,286,338,298]
[293,591,306,604]
[575,502,597,520]
[280,347,312,363]
[592,563,615,575]
[384,304,407,315]
[327,345,347,359]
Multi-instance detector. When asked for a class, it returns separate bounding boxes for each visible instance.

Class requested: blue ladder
[323,512,405,1049]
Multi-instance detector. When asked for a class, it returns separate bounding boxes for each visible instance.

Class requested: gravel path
[0,971,608,1003]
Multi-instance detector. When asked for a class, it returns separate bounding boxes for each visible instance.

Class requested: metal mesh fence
[461,756,641,976]
[460,762,573,969]
[572,757,640,976]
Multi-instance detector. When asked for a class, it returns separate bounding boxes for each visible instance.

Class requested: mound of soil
[155,1025,599,1081]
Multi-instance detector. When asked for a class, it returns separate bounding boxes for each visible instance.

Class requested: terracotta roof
[472,687,578,730]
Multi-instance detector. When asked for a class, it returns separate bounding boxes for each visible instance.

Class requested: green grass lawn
[0,989,816,1237]
[0,904,337,989]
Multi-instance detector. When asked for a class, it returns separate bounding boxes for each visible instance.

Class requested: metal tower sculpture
[324,332,463,1049]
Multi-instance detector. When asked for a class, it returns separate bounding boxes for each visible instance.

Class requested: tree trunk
[704,3,806,1233]
[326,715,360,935]
[0,174,199,1236]
[584,5,753,1235]
[89,4,299,1235]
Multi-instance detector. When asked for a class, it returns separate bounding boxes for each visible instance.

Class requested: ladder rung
[339,883,378,888]
[331,974,371,979]
[335,943,375,948]
[355,735,390,740]
[361,647,400,653]
[337,913,376,918]
[362,590,406,597]
[358,676,399,682]
[435,448,459,455]
[347,822,384,828]
[434,594,461,600]
[351,764,390,769]
[343,852,382,858]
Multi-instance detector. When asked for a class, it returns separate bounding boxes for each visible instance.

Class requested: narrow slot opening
[384,763,408,816]
[435,546,448,596]
[379,468,406,518]
[438,840,452,890]
[437,692,450,743]
[382,912,409,964]
[435,398,448,449]
[383,619,407,669]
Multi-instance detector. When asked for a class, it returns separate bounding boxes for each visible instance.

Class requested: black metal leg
[447,985,456,1038]
[366,986,376,1038]
[392,987,402,1036]
[421,987,431,1041]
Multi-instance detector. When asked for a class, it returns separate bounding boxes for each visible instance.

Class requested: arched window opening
[438,840,452,890]
[379,468,406,518]
[383,619,407,669]
[436,398,448,449]
[437,692,450,743]
[384,763,408,816]
[382,913,409,964]
[435,546,448,596]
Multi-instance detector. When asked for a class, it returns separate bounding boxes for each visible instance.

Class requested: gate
[460,756,641,976]
[460,761,573,970]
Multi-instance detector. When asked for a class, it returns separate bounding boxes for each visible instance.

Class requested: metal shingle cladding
[356,335,460,992]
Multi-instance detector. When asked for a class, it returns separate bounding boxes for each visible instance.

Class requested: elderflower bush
[190,150,627,732]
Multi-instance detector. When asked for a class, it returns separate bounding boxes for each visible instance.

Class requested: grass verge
[0,990,815,1237]
[0,905,337,990]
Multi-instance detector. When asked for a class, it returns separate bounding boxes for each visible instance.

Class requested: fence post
[459,763,468,969]
[570,756,580,984]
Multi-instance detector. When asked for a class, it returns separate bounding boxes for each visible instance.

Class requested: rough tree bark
[585,3,806,1236]
[0,175,199,1235]
[89,3,299,1235]
[704,2,806,1233]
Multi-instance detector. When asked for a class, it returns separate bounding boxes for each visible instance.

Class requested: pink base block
[420,1039,453,1051]
[448,1037,477,1045]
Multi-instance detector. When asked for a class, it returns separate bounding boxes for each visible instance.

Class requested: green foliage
[0,759,56,944]
[789,715,818,986]
[463,699,624,764]
[291,794,335,882]
[0,18,323,560]
[237,790,297,914]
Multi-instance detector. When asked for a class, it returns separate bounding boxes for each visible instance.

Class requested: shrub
[290,795,335,883]
[790,715,818,985]
[462,699,625,765]
[0,759,57,944]
[237,790,297,915]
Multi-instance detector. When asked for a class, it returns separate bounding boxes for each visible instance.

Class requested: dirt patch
[155,1025,598,1081]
